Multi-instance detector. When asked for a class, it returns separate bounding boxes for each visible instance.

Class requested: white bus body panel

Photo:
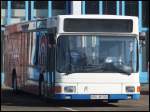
[55,73,140,94]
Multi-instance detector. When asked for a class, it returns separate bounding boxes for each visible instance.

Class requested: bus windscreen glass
[64,19,133,33]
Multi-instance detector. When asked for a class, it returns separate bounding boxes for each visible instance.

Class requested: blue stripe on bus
[109,94,140,100]
[54,94,140,100]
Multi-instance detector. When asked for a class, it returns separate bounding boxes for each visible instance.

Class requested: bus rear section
[4,24,28,89]
[4,19,56,96]
[54,15,141,102]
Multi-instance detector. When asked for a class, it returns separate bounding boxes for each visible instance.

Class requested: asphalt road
[1,86,149,111]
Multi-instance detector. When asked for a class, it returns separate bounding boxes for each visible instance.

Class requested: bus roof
[5,15,139,35]
[57,15,138,20]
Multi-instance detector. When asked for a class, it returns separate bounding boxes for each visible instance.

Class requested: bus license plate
[90,95,108,99]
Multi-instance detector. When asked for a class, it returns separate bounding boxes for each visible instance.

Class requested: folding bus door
[38,31,55,98]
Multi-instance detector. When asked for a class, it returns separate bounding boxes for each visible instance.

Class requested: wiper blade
[64,71,72,75]
[64,63,72,75]
[112,64,131,75]
[101,62,131,75]
[81,65,105,72]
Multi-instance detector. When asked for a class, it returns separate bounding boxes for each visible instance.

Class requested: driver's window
[99,40,124,64]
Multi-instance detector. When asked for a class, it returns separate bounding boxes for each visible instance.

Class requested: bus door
[38,31,55,98]
[45,33,56,98]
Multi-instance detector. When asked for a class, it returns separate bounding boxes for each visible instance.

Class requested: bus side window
[48,33,55,71]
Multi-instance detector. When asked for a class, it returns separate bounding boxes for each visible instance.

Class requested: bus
[4,15,143,102]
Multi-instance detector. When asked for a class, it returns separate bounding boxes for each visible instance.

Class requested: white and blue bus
[4,15,143,102]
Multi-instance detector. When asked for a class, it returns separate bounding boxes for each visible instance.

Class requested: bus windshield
[56,35,138,74]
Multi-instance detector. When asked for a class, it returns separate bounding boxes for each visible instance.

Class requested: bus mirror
[139,32,146,41]
[139,32,146,46]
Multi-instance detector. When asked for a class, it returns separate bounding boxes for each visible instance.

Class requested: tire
[39,81,45,97]
[12,69,18,92]
[41,81,45,96]
[39,74,44,97]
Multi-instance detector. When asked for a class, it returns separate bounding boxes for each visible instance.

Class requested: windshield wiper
[64,65,105,74]
[81,64,131,75]
[64,63,131,75]
[107,63,132,75]
[64,71,72,75]
[64,63,72,75]
[79,65,105,72]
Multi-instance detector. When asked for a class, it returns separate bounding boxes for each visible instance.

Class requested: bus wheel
[39,75,44,97]
[12,69,18,92]
[41,81,45,96]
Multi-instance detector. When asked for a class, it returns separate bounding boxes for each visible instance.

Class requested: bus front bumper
[54,94,140,100]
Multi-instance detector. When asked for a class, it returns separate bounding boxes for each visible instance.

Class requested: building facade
[1,1,149,83]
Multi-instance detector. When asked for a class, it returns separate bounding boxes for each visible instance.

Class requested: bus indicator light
[137,86,141,92]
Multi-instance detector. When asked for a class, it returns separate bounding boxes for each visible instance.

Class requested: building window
[142,1,149,27]
[86,1,99,14]
[1,1,7,9]
[103,1,116,15]
[34,1,48,9]
[12,1,25,9]
[52,1,66,16]
[125,1,138,16]
[52,1,66,9]
[34,1,48,18]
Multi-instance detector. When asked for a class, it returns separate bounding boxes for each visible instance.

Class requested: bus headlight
[64,86,76,93]
[126,86,135,92]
